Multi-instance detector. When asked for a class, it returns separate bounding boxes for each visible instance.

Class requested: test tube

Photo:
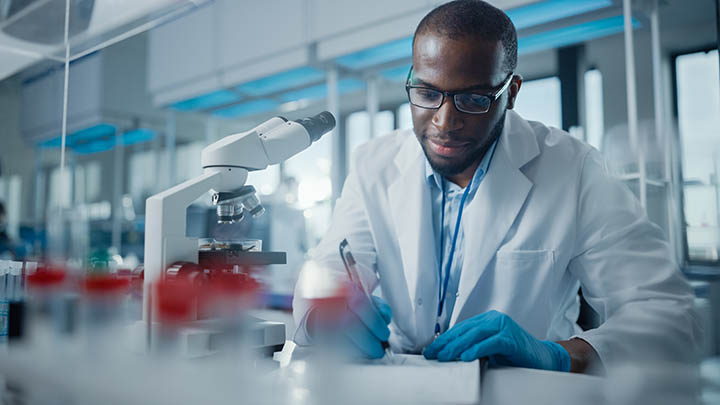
[25,261,37,275]
[7,261,25,342]
[24,266,67,347]
[0,261,8,344]
[9,261,23,300]
[79,274,130,355]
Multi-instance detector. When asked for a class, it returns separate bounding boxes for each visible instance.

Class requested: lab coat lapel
[388,134,439,335]
[451,111,539,325]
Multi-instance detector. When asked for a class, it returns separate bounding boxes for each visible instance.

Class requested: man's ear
[506,74,523,110]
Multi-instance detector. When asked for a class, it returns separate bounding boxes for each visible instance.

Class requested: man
[293,0,699,373]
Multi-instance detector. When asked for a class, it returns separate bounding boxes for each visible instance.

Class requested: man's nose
[431,97,463,132]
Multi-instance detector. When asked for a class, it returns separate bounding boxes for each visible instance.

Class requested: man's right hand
[308,287,392,359]
[343,292,392,358]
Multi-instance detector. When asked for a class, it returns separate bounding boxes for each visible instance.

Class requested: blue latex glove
[423,310,570,371]
[342,290,392,359]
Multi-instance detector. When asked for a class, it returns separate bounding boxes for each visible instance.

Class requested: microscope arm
[143,170,222,319]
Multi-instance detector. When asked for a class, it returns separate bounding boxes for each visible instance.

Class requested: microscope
[142,111,335,353]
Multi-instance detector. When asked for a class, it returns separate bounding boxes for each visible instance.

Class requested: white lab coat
[293,110,700,366]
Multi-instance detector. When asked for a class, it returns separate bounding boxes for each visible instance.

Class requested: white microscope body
[143,112,335,321]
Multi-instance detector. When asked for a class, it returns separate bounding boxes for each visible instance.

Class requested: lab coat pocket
[493,249,555,336]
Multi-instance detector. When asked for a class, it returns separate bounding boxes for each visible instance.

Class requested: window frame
[341,106,398,159]
[582,66,605,150]
[508,74,564,129]
[670,44,720,267]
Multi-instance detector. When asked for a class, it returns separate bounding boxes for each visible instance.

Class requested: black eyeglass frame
[404,66,515,114]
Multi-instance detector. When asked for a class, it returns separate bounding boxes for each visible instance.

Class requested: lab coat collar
[501,109,541,169]
[388,110,540,341]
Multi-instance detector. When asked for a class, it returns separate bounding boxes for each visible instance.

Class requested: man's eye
[416,89,440,100]
[464,93,491,106]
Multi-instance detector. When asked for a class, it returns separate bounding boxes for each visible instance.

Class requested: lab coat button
[456,292,460,298]
[417,298,423,306]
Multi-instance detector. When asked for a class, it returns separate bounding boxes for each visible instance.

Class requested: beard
[420,110,506,178]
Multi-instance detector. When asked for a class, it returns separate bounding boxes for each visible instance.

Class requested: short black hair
[413,0,518,73]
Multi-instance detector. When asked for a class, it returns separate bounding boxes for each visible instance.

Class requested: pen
[339,238,394,360]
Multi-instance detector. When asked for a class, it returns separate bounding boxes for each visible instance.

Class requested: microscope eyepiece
[295,111,336,142]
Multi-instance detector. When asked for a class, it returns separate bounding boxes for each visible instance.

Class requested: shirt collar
[425,139,498,191]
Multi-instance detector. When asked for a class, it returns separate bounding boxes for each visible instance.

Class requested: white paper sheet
[276,343,483,404]
[339,354,482,404]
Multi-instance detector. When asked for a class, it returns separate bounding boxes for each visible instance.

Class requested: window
[512,76,562,129]
[85,162,101,202]
[70,161,102,204]
[397,102,412,130]
[175,142,204,184]
[346,110,395,162]
[284,135,332,208]
[129,149,167,202]
[283,128,333,244]
[676,49,720,262]
[48,167,71,209]
[74,165,86,204]
[584,69,604,150]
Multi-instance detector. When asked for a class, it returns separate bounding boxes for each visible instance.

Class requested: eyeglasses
[405,66,514,114]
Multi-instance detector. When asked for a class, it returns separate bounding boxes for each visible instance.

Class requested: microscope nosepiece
[212,185,264,223]
[240,193,265,218]
[216,202,244,224]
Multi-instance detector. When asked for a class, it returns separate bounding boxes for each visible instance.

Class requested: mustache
[422,132,474,145]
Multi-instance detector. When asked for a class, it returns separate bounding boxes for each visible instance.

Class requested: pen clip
[339,238,359,285]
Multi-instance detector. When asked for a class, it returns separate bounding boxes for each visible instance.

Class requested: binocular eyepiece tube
[294,111,336,143]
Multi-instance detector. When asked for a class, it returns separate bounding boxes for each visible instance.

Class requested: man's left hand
[423,310,571,372]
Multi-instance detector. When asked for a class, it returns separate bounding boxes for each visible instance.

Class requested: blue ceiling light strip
[518,15,641,55]
[507,0,613,30]
[122,128,156,146]
[380,64,412,83]
[335,37,413,70]
[236,66,326,97]
[38,124,156,154]
[278,83,328,102]
[39,123,116,148]
[171,89,240,111]
[72,138,117,155]
[332,78,366,94]
[212,99,280,119]
[211,79,365,119]
[67,123,117,143]
[278,79,366,102]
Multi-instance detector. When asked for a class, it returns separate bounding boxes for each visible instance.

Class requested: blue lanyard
[435,176,474,336]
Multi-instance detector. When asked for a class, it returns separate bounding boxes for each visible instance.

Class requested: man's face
[410,33,520,177]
